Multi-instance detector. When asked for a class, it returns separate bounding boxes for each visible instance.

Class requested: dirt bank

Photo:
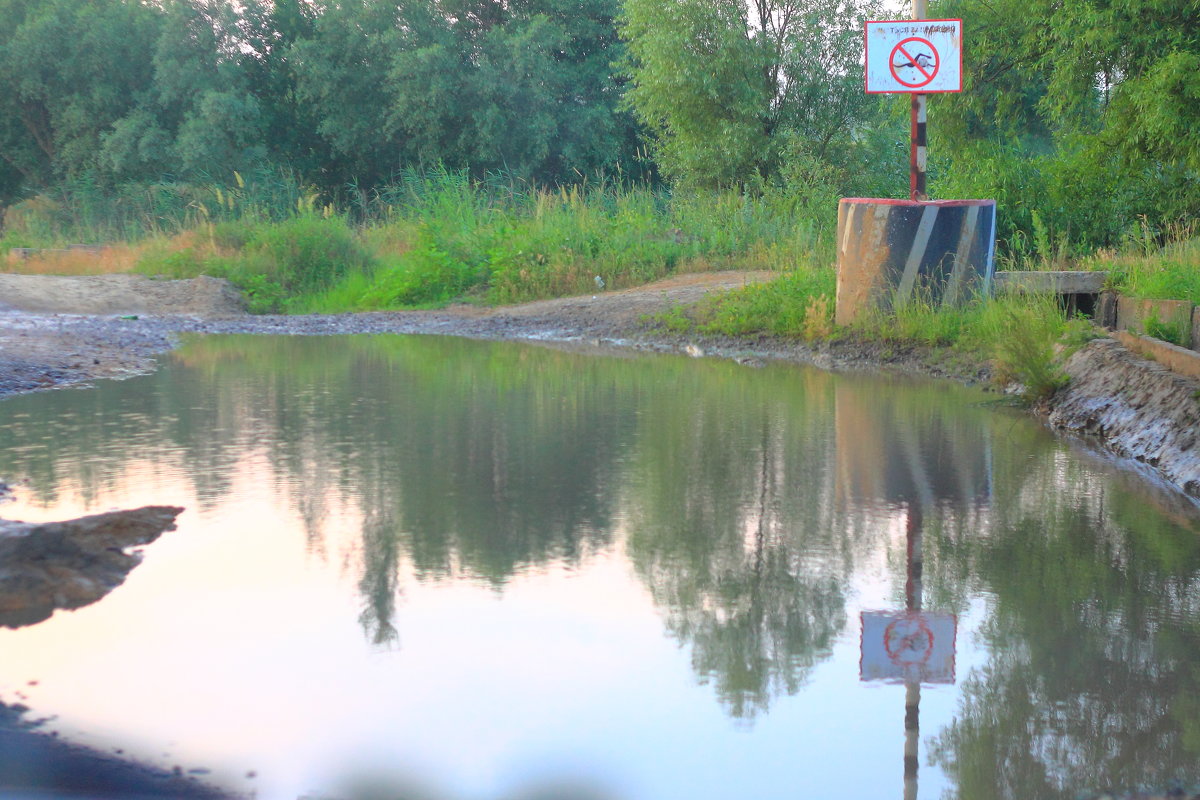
[0,271,1195,502]
[1049,338,1200,498]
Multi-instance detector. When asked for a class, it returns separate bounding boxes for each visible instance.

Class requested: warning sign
[865,19,962,94]
[860,611,957,684]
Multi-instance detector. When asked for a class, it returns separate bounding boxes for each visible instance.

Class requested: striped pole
[910,96,927,201]
[911,0,928,200]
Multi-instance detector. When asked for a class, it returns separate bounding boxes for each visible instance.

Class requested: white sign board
[860,611,957,684]
[865,19,963,94]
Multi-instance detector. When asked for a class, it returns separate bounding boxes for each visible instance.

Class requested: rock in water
[0,506,183,628]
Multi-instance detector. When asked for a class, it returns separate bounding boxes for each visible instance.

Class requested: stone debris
[0,505,184,628]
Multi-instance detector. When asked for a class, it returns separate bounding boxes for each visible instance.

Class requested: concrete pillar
[836,198,997,326]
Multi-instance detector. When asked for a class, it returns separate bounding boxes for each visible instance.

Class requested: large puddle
[1,334,1199,799]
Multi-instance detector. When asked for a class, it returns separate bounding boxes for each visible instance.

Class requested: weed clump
[136,214,373,312]
[647,265,835,338]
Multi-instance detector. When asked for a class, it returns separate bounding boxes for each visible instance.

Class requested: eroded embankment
[1047,338,1200,500]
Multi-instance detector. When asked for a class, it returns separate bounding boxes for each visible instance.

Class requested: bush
[135,214,375,312]
[968,295,1073,403]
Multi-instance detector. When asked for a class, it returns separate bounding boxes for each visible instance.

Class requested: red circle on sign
[883,615,934,665]
[888,37,940,89]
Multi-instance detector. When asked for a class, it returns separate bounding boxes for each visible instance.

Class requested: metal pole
[910,0,928,201]
[910,96,927,201]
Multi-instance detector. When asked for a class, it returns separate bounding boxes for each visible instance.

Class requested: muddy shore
[0,270,987,394]
[0,271,1196,502]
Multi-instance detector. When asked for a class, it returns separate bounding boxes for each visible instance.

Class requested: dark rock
[0,505,184,628]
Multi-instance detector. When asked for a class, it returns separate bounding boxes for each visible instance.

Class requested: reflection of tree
[238,337,641,648]
[0,336,635,637]
[930,464,1200,799]
[358,506,401,647]
[0,338,1013,725]
[624,369,855,719]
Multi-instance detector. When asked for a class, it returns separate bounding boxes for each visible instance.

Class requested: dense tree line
[0,0,643,204]
[2,0,1198,250]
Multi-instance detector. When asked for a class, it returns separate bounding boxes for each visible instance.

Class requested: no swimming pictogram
[889,37,939,89]
[882,614,934,665]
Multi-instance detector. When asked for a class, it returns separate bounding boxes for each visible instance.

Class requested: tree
[932,0,1200,245]
[621,0,881,187]
[293,0,642,189]
[289,0,403,188]
[0,0,161,195]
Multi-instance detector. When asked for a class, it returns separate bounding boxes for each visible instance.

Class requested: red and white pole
[910,96,927,201]
[910,0,928,200]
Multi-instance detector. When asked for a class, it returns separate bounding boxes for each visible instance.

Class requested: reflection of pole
[905,502,923,613]
[904,502,923,800]
[905,682,920,800]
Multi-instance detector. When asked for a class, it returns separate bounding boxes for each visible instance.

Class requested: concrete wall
[1113,330,1200,382]
[1115,296,1194,345]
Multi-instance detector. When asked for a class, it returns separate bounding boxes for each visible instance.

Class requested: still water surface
[1,334,1199,800]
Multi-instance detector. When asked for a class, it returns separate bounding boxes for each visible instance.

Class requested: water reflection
[836,379,988,797]
[0,335,1198,798]
[930,484,1200,799]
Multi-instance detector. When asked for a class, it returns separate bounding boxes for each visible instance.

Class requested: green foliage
[0,166,316,246]
[620,0,883,189]
[0,0,642,207]
[834,293,1077,403]
[136,214,373,313]
[969,296,1073,403]
[649,266,835,338]
[121,170,827,313]
[933,0,1200,258]
[1088,231,1200,305]
[933,139,1136,259]
[292,0,642,189]
[1143,316,1189,348]
[359,229,488,308]
[0,0,161,200]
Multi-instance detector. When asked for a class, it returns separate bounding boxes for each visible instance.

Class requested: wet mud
[1048,338,1200,500]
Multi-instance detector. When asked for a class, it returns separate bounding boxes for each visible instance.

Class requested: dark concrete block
[836,198,996,325]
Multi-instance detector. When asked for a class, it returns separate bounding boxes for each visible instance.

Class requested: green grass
[89,169,832,313]
[1087,235,1200,305]
[650,261,834,339]
[135,213,372,313]
[652,271,1092,403]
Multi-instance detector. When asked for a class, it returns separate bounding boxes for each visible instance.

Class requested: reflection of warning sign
[860,611,956,683]
[865,19,962,94]
[889,37,939,89]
